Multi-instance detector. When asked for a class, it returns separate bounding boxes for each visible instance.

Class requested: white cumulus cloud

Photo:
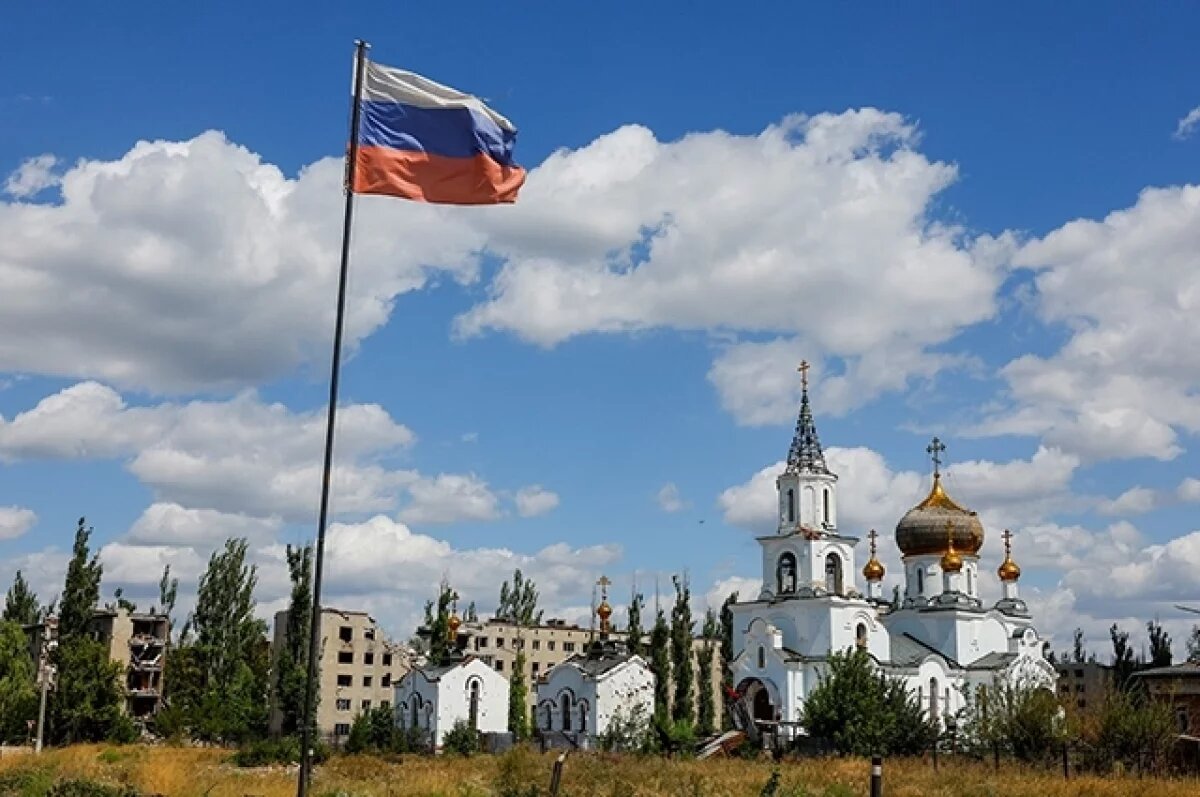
[4,154,60,198]
[0,506,36,539]
[656,482,685,513]
[1174,106,1200,140]
[514,485,560,517]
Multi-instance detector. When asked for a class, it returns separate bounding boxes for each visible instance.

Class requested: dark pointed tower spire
[786,360,830,475]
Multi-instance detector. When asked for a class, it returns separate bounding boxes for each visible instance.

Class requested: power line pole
[35,615,58,753]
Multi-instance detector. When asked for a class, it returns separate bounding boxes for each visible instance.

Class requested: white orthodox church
[728,366,1054,735]
[535,580,656,748]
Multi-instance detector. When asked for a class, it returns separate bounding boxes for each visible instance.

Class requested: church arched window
[786,489,795,523]
[824,553,843,595]
[410,698,419,730]
[928,677,939,720]
[578,700,589,732]
[757,645,765,669]
[966,568,974,595]
[468,679,481,730]
[777,552,797,594]
[855,623,867,650]
[822,489,830,524]
[560,693,572,731]
[543,703,553,730]
[917,568,924,595]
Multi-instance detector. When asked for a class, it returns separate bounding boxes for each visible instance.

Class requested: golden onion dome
[862,556,885,582]
[997,529,1021,582]
[596,600,613,621]
[939,523,963,573]
[447,612,461,640]
[997,557,1021,582]
[895,474,984,557]
[861,529,885,581]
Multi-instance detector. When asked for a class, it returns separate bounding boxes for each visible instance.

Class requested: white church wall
[595,659,655,736]
[395,658,508,749]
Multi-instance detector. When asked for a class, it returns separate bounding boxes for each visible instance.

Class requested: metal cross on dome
[927,436,946,477]
[596,574,611,602]
[798,360,811,391]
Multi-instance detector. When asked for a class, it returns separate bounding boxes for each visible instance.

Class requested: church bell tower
[776,361,838,535]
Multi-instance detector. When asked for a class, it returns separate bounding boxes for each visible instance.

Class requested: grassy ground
[0,744,1195,797]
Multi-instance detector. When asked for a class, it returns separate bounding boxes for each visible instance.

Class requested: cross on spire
[926,436,946,477]
[786,358,829,474]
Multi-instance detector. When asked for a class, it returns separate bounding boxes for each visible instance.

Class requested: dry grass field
[0,744,1196,797]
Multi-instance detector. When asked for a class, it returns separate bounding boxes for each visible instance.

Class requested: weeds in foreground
[0,744,1195,797]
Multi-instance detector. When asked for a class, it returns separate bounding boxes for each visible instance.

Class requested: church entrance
[737,678,777,722]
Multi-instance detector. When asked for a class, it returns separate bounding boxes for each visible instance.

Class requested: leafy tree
[1187,625,1200,663]
[0,619,38,743]
[626,591,645,657]
[58,518,102,640]
[465,601,478,623]
[696,609,718,735]
[669,575,694,724]
[158,565,178,628]
[1110,623,1138,691]
[442,718,481,755]
[1072,628,1086,663]
[801,648,936,756]
[495,569,540,626]
[49,517,130,744]
[3,570,40,626]
[509,651,530,740]
[422,580,456,665]
[272,544,314,737]
[1147,619,1172,667]
[958,679,1065,760]
[1068,686,1178,772]
[176,538,270,743]
[719,591,738,727]
[497,570,539,740]
[649,607,671,717]
[112,587,136,614]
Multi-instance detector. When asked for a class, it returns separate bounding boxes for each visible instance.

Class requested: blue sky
[2,2,1199,657]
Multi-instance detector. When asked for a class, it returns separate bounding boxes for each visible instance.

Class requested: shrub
[801,648,936,756]
[47,779,141,797]
[231,735,329,767]
[442,719,480,756]
[598,704,654,753]
[494,745,544,797]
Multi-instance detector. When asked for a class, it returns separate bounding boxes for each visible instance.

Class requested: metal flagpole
[297,38,370,797]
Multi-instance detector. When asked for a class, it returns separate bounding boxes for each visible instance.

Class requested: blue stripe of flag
[357,100,518,166]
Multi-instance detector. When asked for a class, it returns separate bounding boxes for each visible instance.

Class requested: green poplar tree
[179,537,270,743]
[1147,619,1173,667]
[696,609,719,735]
[273,544,314,736]
[719,591,738,727]
[649,607,671,718]
[3,570,40,625]
[496,570,539,740]
[626,591,645,657]
[669,575,694,724]
[0,618,38,743]
[50,518,130,744]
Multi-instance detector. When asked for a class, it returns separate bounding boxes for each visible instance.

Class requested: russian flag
[352,60,525,205]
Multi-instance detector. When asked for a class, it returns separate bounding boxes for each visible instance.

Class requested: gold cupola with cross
[895,437,984,558]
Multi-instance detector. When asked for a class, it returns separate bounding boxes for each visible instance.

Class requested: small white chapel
[727,363,1055,734]
[393,612,509,749]
[535,577,655,747]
